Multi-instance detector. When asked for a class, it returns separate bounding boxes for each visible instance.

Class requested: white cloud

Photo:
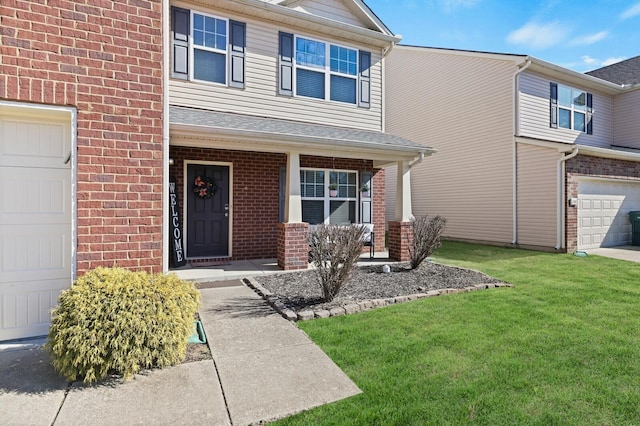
[569,31,608,46]
[581,55,599,65]
[601,57,626,67]
[620,2,640,20]
[506,21,569,50]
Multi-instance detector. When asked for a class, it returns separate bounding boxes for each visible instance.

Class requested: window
[279,32,371,107]
[550,82,592,134]
[170,7,246,88]
[300,169,359,225]
[192,13,227,84]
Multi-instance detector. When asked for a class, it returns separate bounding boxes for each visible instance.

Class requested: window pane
[330,75,356,104]
[194,49,225,83]
[297,68,324,99]
[193,30,204,46]
[329,201,355,225]
[574,112,585,132]
[193,14,226,50]
[193,14,204,30]
[559,108,571,129]
[558,86,572,107]
[302,200,324,225]
[573,91,586,111]
[329,45,357,76]
[315,170,325,182]
[296,38,325,69]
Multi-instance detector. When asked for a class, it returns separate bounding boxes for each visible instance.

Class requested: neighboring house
[0,0,430,341]
[166,0,431,270]
[385,46,640,252]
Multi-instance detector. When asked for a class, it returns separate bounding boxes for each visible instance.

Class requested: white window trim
[189,10,228,86]
[293,35,359,104]
[300,167,361,225]
[558,84,587,133]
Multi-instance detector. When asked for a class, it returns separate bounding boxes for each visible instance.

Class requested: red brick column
[388,221,413,262]
[277,223,309,270]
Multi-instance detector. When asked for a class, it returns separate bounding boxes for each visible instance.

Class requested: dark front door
[186,164,230,257]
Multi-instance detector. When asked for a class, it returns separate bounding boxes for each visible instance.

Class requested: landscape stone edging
[243,277,513,322]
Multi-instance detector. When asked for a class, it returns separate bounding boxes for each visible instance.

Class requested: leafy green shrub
[46,267,200,383]
[408,215,447,270]
[309,224,365,302]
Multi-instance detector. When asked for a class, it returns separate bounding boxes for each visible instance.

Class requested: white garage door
[578,180,640,249]
[0,107,72,341]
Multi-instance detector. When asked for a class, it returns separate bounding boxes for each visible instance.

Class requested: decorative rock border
[243,277,513,322]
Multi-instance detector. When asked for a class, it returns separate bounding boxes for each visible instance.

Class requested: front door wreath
[193,175,217,199]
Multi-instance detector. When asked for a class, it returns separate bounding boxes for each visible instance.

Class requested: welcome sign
[169,176,186,267]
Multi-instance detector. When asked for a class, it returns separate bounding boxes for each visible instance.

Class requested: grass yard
[274,241,640,425]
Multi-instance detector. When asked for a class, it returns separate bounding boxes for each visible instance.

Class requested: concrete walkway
[0,281,361,426]
[586,245,640,263]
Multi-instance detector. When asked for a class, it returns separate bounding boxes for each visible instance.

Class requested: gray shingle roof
[586,56,640,85]
[169,106,432,155]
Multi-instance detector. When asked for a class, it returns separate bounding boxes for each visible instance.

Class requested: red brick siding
[277,222,309,270]
[170,147,385,261]
[565,154,640,252]
[388,221,412,261]
[1,0,164,273]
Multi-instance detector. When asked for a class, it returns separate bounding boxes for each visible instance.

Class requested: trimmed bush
[408,215,447,270]
[46,267,200,383]
[309,224,365,302]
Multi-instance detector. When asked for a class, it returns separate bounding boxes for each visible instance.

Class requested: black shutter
[550,82,558,128]
[171,7,190,80]
[279,32,294,96]
[229,20,246,89]
[586,93,593,135]
[358,50,371,108]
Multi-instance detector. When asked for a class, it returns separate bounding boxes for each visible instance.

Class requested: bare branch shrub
[407,215,447,270]
[309,224,365,302]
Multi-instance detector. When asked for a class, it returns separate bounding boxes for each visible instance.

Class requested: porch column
[278,151,308,270]
[389,160,413,261]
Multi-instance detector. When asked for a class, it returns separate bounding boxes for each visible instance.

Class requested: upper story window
[279,32,371,108]
[550,82,593,134]
[171,6,246,88]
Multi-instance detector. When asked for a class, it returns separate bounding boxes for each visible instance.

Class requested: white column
[395,160,413,222]
[284,151,302,223]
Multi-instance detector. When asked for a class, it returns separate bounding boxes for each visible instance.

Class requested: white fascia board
[169,123,433,161]
[395,45,527,64]
[575,144,640,162]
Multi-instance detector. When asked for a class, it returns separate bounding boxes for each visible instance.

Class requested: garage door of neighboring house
[0,105,73,341]
[577,179,640,249]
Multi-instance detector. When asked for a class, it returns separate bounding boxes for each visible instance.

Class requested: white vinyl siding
[519,72,613,147]
[613,90,640,149]
[516,143,559,248]
[288,0,364,27]
[385,47,517,243]
[169,7,383,131]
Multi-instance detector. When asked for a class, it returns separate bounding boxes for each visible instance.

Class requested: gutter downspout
[409,151,424,169]
[556,147,579,250]
[162,0,170,272]
[512,58,531,244]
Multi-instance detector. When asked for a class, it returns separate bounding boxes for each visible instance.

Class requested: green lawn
[274,241,640,425]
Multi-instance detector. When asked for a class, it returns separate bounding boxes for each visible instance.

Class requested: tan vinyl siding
[516,143,559,247]
[519,71,614,147]
[613,90,640,149]
[290,0,364,27]
[169,4,383,131]
[385,47,517,243]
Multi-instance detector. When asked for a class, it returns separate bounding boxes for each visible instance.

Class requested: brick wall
[0,0,164,273]
[565,154,640,251]
[170,147,385,261]
[388,221,412,261]
[277,222,309,270]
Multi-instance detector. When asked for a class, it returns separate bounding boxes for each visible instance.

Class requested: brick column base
[277,222,309,270]
[388,221,413,262]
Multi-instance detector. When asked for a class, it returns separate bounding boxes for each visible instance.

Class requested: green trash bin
[629,211,640,246]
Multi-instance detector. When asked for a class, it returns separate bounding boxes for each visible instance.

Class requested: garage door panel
[0,224,71,283]
[578,181,640,249]
[1,167,70,224]
[0,117,69,168]
[0,279,66,341]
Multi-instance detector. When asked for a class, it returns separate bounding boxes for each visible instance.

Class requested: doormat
[188,257,232,267]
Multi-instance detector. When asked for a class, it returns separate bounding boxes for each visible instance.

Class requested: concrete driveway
[586,245,640,263]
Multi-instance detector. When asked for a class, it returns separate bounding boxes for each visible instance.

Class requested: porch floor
[172,250,392,282]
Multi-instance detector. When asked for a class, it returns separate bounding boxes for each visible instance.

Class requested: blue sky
[365,0,640,72]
